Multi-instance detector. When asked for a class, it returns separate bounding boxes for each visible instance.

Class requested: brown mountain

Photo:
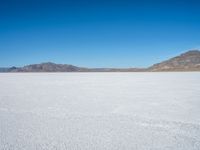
[5,62,145,72]
[10,62,89,72]
[149,50,200,71]
[1,50,200,72]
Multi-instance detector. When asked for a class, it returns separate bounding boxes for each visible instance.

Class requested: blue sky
[0,0,200,68]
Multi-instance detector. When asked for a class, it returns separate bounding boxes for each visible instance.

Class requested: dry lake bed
[0,73,200,150]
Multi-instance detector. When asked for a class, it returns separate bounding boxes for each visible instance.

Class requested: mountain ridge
[1,50,200,72]
[149,50,200,71]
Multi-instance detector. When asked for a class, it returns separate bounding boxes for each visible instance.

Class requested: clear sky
[0,0,200,68]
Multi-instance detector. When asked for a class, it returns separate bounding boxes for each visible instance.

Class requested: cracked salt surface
[0,73,200,150]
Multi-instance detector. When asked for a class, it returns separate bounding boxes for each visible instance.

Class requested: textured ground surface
[0,73,200,150]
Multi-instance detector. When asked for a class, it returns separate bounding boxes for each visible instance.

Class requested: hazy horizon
[1,49,200,69]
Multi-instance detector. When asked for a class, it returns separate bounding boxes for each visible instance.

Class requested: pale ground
[0,73,200,150]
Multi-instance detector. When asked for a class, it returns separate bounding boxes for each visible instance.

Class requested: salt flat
[0,73,200,150]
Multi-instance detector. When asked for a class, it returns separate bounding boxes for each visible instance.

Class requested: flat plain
[0,73,200,150]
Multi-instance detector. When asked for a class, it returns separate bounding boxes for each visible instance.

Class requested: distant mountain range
[1,50,200,72]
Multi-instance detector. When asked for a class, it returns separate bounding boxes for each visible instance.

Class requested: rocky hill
[149,50,200,71]
[1,50,200,72]
[9,62,89,72]
[2,62,145,72]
